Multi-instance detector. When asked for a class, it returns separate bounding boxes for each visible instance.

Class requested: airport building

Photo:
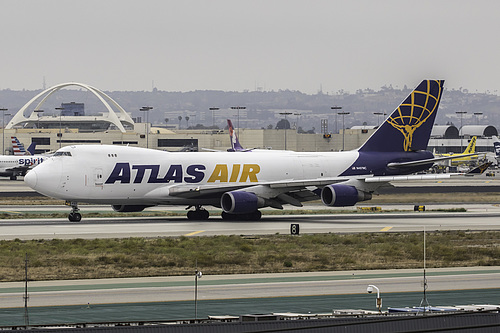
[2,82,498,156]
[429,124,498,154]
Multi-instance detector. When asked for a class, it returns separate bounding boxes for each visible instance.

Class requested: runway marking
[380,226,393,232]
[184,230,205,236]
[0,210,22,214]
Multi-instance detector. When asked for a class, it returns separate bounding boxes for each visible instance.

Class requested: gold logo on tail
[386,80,443,151]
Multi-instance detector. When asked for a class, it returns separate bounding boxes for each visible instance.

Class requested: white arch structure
[6,82,135,133]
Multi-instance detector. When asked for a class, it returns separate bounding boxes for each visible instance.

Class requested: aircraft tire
[221,211,261,221]
[243,210,262,221]
[10,175,17,180]
[187,210,210,220]
[221,212,235,220]
[68,212,82,222]
[200,209,209,220]
[250,210,262,220]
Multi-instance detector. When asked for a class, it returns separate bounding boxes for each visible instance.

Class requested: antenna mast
[24,253,30,327]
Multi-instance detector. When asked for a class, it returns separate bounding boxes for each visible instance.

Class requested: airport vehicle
[26,80,472,222]
[11,136,36,156]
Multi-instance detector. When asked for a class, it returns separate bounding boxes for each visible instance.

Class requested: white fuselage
[25,145,359,205]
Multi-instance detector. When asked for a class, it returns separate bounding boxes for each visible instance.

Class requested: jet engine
[221,191,266,214]
[321,184,372,207]
[111,205,152,212]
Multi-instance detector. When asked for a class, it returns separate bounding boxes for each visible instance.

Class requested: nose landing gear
[66,201,82,222]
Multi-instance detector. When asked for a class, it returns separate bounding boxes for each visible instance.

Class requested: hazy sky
[2,0,499,94]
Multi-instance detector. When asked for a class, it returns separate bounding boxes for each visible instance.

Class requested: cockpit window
[53,151,72,157]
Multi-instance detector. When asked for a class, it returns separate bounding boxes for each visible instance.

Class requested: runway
[1,203,500,240]
[1,180,500,326]
[2,267,500,309]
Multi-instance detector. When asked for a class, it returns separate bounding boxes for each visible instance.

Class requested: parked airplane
[11,137,36,156]
[435,136,478,165]
[26,80,476,222]
[0,138,46,179]
[0,155,45,180]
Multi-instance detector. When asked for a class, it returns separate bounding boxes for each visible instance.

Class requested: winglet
[466,162,492,175]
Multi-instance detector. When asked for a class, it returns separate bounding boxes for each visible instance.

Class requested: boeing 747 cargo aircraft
[26,80,471,222]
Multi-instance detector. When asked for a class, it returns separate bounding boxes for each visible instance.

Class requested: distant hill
[1,86,498,132]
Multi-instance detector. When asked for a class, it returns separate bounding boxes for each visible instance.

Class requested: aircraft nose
[24,169,38,189]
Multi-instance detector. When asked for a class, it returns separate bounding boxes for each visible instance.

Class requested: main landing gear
[221,210,262,221]
[186,205,210,220]
[66,201,82,222]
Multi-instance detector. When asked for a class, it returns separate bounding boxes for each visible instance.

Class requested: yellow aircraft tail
[463,136,477,154]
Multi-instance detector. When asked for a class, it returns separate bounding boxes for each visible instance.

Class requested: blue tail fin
[27,142,36,155]
[227,119,245,152]
[359,80,444,152]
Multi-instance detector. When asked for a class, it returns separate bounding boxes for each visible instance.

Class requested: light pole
[24,253,29,327]
[194,263,202,320]
[209,107,219,128]
[331,106,342,134]
[373,112,386,128]
[55,107,64,148]
[456,111,467,152]
[338,111,350,151]
[279,111,292,150]
[367,284,382,313]
[0,108,8,155]
[34,109,44,130]
[140,106,153,149]
[230,106,246,138]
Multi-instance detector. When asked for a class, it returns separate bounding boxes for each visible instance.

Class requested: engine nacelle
[321,184,372,207]
[221,191,265,214]
[111,205,152,212]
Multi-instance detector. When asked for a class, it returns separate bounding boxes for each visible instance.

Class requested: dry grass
[2,231,500,282]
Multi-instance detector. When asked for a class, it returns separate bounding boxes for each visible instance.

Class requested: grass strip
[1,230,500,282]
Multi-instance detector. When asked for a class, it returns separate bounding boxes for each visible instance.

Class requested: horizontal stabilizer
[387,153,478,168]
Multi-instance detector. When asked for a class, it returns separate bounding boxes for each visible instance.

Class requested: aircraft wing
[154,158,490,203]
[365,174,452,183]
[165,176,350,199]
[366,162,491,183]
[5,166,30,173]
